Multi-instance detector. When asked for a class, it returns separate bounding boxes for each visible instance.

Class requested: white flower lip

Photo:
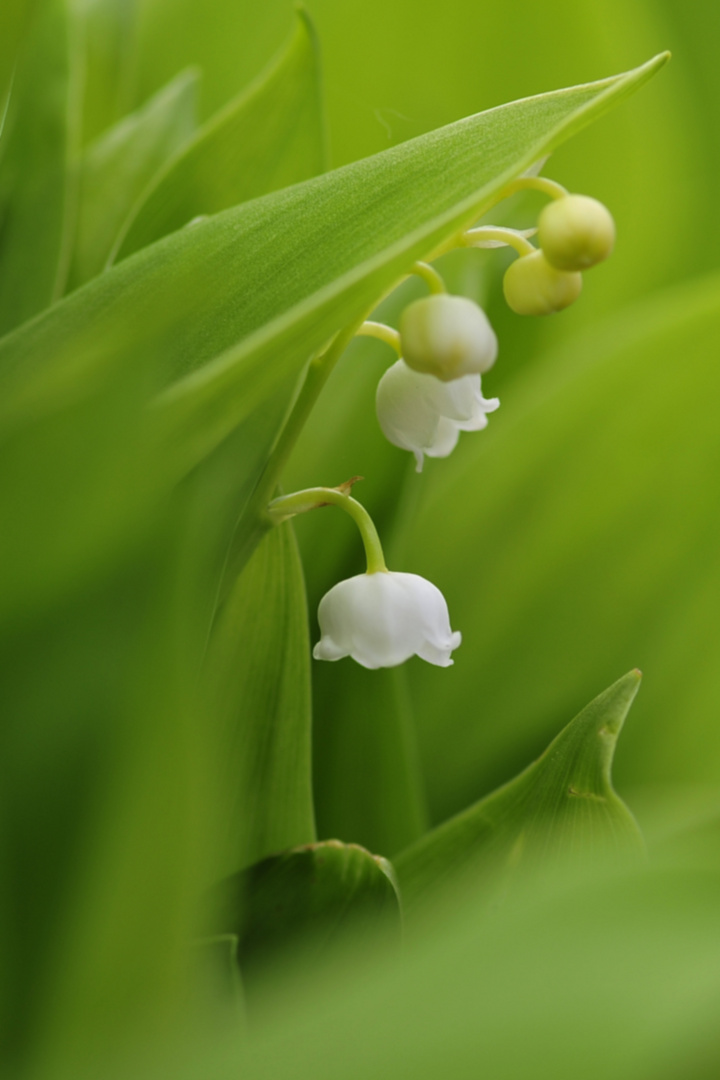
[376,359,499,471]
[313,570,462,669]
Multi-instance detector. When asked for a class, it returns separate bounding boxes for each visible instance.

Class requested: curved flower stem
[462,226,536,257]
[355,262,445,354]
[500,175,568,201]
[268,487,388,574]
[411,260,447,294]
[357,321,402,355]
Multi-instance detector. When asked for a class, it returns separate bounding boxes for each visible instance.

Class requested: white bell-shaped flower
[313,570,461,669]
[400,294,498,380]
[376,359,499,471]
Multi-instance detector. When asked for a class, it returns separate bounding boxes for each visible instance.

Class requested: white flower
[313,570,461,669]
[400,294,498,380]
[376,359,499,472]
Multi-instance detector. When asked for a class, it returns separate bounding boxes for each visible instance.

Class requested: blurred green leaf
[68,68,198,290]
[133,0,291,121]
[311,662,428,856]
[204,522,316,875]
[0,364,295,1071]
[113,10,327,264]
[78,0,138,146]
[218,840,401,985]
[0,0,37,117]
[0,517,217,1072]
[166,852,720,1080]
[400,272,720,820]
[395,671,643,909]
[193,934,245,1030]
[0,0,82,333]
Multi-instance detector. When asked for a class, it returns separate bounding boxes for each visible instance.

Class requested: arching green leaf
[311,661,428,857]
[0,0,37,119]
[0,54,666,437]
[395,671,643,909]
[0,0,82,333]
[217,840,401,988]
[67,68,198,290]
[78,0,139,146]
[112,10,327,264]
[204,522,316,875]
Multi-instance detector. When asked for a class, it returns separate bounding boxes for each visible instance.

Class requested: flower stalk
[356,321,402,354]
[462,226,536,256]
[267,484,388,574]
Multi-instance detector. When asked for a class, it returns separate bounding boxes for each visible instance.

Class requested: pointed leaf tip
[395,671,643,908]
[593,669,642,737]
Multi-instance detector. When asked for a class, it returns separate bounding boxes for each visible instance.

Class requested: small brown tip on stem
[335,475,364,494]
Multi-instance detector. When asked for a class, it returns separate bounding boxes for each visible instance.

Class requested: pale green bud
[538,194,615,271]
[503,250,582,316]
[399,295,498,381]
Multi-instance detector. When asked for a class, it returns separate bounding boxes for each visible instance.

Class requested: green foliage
[312,661,428,855]
[218,840,401,988]
[3,0,718,1077]
[216,855,720,1080]
[0,0,81,333]
[395,670,644,909]
[113,11,327,263]
[403,274,720,820]
[0,0,38,118]
[205,522,316,875]
[69,67,199,288]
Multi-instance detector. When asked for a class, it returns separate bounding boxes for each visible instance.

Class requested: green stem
[411,260,447,294]
[268,487,388,574]
[224,315,368,583]
[462,226,536,257]
[500,175,568,201]
[357,321,402,354]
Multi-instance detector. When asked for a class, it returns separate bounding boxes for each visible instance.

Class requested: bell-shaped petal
[400,294,498,380]
[313,570,461,669]
[376,359,499,471]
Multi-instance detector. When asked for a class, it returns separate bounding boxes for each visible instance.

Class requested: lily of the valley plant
[269,180,616,668]
[5,10,706,1080]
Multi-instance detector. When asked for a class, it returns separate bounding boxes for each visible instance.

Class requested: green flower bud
[399,295,498,381]
[503,250,582,316]
[538,194,615,271]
